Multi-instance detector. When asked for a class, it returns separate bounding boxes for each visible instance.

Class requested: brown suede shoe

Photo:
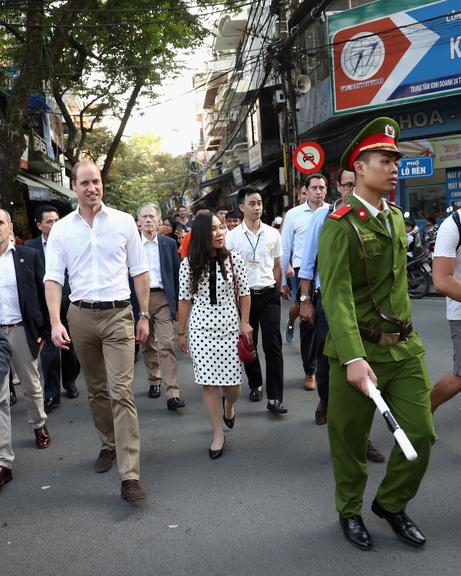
[121,480,145,501]
[0,466,13,489]
[95,449,116,473]
[304,374,317,391]
[367,441,385,463]
[34,425,51,449]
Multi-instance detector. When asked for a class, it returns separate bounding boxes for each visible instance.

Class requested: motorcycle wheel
[408,268,430,299]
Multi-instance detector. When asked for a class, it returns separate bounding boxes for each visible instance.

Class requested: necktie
[377,211,392,235]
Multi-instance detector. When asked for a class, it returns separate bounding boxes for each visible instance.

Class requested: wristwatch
[139,311,151,320]
[299,294,311,302]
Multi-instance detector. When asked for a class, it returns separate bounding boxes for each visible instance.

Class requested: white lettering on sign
[399,109,443,130]
[450,36,461,60]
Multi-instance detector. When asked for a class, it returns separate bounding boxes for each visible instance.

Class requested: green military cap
[341,117,401,171]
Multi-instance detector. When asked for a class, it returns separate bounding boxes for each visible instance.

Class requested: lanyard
[244,231,261,260]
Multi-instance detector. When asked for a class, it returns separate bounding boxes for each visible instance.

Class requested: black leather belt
[250,285,276,296]
[150,287,163,292]
[359,323,413,346]
[0,321,23,328]
[72,300,130,310]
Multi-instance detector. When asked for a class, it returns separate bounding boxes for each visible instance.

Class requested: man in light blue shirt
[281,173,329,391]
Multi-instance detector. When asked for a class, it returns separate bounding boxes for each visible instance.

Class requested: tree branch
[0,20,25,43]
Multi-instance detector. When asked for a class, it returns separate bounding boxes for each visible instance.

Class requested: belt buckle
[378,333,400,346]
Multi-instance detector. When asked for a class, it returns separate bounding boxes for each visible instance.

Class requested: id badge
[248,259,260,269]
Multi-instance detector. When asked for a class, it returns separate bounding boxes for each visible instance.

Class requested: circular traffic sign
[293,141,325,174]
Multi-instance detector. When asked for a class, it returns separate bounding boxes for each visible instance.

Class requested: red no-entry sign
[293,141,325,174]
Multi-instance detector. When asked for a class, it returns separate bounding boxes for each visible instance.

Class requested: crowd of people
[1,116,461,551]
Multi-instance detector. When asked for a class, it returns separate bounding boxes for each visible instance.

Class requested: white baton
[367,378,418,462]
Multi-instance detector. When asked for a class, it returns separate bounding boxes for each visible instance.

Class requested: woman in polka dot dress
[178,212,252,459]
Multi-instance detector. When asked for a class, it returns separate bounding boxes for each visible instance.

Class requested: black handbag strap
[228,252,240,312]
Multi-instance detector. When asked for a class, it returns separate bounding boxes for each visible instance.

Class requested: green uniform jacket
[318,194,425,365]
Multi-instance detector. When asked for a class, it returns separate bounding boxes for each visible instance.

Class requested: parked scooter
[407,250,432,299]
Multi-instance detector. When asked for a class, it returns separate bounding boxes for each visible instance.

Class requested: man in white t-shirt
[431,211,461,411]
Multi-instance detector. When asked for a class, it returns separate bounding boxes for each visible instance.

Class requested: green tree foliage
[102,133,189,216]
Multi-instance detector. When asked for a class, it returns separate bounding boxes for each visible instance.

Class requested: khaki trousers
[0,325,47,469]
[142,291,180,399]
[67,305,140,481]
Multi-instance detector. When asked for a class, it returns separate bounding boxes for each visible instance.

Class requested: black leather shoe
[65,383,79,399]
[0,466,13,489]
[339,515,373,550]
[367,440,385,463]
[249,386,263,402]
[267,400,288,414]
[372,499,426,547]
[44,396,61,412]
[148,384,161,399]
[209,436,225,460]
[167,397,185,410]
[10,391,17,406]
[222,397,235,429]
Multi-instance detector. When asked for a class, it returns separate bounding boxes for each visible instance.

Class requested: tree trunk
[101,74,146,187]
[0,0,45,206]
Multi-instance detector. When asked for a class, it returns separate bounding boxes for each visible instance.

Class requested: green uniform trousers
[327,354,434,517]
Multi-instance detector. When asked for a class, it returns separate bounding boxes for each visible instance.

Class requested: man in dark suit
[26,205,80,411]
[137,203,184,410]
[0,208,51,465]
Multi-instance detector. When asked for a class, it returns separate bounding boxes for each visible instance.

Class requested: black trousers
[41,315,80,400]
[313,293,330,405]
[244,288,284,401]
[294,268,317,376]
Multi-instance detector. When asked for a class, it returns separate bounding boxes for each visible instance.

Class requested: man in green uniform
[318,118,434,550]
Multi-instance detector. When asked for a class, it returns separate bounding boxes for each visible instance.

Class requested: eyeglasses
[340,182,355,190]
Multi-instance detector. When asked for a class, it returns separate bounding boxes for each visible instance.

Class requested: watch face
[341,32,385,81]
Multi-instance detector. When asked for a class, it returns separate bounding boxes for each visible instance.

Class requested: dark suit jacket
[0,332,12,382]
[12,245,50,359]
[26,235,71,310]
[132,234,180,320]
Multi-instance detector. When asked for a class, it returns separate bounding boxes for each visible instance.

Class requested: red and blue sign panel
[328,0,461,114]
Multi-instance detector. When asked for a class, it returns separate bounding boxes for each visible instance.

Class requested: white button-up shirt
[0,242,22,324]
[225,221,282,289]
[141,233,163,289]
[281,200,329,283]
[44,203,148,302]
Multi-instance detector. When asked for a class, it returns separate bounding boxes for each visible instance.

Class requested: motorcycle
[407,250,432,299]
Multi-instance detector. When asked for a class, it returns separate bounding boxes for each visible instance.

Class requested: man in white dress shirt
[226,186,287,414]
[280,173,329,391]
[44,161,150,502]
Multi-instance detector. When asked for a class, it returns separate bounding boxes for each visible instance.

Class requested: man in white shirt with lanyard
[44,161,150,502]
[226,186,286,414]
[281,173,329,392]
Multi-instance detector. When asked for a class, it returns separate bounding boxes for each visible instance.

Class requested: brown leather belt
[359,323,413,346]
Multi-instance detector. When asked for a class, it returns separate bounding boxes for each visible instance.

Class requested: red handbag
[229,253,257,363]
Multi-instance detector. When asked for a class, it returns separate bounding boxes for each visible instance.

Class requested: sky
[110,45,210,157]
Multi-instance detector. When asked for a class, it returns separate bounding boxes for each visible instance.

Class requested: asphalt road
[1,298,459,576]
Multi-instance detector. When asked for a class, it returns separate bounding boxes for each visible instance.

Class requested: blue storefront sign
[447,167,461,204]
[398,156,434,179]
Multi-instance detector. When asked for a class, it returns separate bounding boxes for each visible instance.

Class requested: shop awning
[17,173,77,206]
[226,178,275,199]
[199,169,234,189]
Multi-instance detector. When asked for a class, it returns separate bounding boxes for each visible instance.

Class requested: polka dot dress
[179,252,250,386]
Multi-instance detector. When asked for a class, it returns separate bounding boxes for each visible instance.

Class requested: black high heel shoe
[209,436,225,460]
[222,396,235,429]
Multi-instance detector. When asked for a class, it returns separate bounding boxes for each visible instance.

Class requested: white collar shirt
[44,203,148,302]
[141,233,163,289]
[353,193,392,234]
[0,242,22,324]
[41,235,47,255]
[225,221,282,289]
[281,200,329,283]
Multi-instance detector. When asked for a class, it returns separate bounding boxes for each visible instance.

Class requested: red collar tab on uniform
[329,204,353,219]
[348,132,399,169]
[356,206,369,221]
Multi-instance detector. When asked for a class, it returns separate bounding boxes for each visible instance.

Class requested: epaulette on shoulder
[329,204,353,220]
[388,201,403,212]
